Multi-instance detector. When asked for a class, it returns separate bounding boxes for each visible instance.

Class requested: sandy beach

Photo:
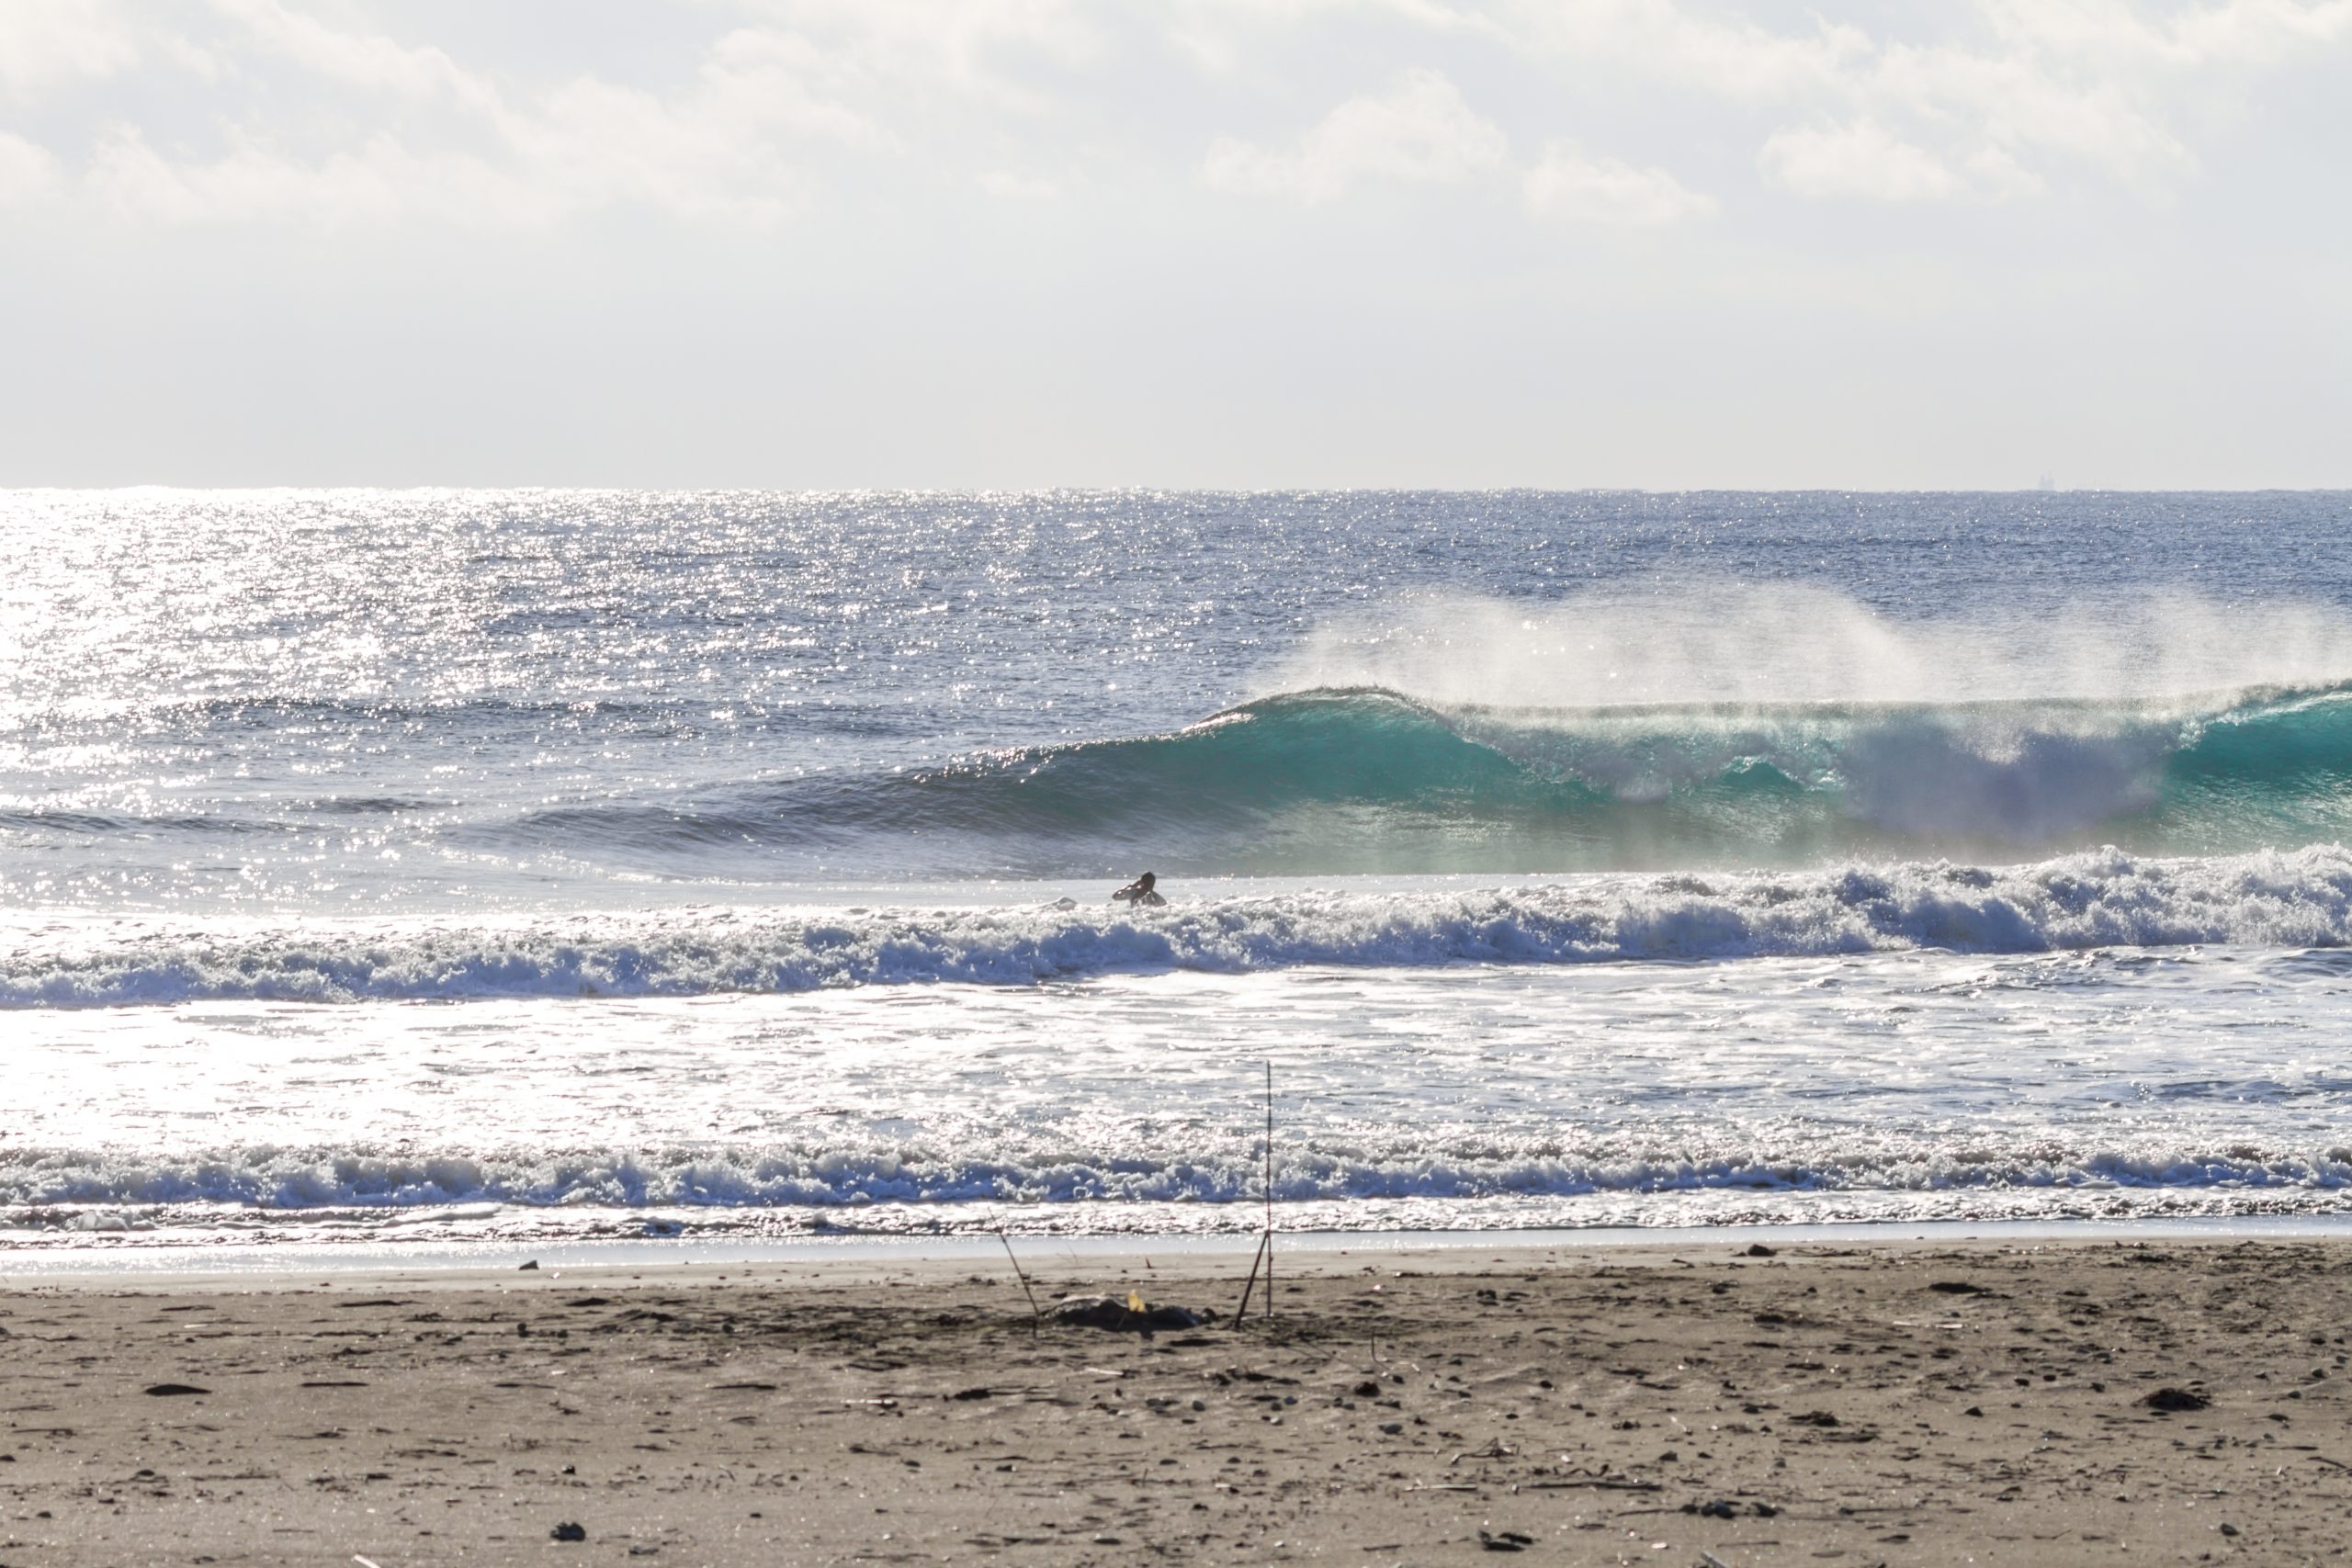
[4,1235,2348,1566]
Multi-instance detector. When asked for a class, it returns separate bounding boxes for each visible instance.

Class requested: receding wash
[4,489,2351,1244]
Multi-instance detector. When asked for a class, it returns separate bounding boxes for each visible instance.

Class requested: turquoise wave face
[492,682,2352,876]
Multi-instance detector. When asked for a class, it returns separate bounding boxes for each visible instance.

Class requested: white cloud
[1758,119,1962,202]
[25,10,911,227]
[1870,42,2189,186]
[0,0,1115,228]
[1962,143,2048,201]
[72,93,806,230]
[1201,68,1510,201]
[978,167,1060,198]
[1504,0,1875,102]
[1522,142,1713,223]
[724,0,1102,116]
[0,0,142,98]
[1204,69,1710,223]
[1979,0,2352,67]
[6,0,2349,232]
[693,28,893,148]
[83,121,553,227]
[208,0,493,107]
[1497,0,2352,194]
[496,77,795,224]
[1162,0,1499,74]
[0,131,62,203]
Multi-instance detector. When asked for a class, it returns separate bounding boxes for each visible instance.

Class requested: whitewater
[5,488,2352,1248]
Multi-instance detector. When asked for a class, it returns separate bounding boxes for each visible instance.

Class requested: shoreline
[6,1230,2346,1564]
[7,1209,2352,1284]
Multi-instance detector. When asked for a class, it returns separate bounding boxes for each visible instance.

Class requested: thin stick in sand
[1231,1231,1270,1325]
[1264,1058,1274,1322]
[996,1224,1043,1339]
[1232,1062,1278,1327]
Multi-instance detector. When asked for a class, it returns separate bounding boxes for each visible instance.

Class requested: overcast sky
[3,0,2346,489]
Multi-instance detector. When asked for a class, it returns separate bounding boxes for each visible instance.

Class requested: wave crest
[478,680,2352,874]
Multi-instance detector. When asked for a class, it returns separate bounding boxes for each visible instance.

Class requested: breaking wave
[6,844,2350,1007]
[484,682,2352,875]
[7,1131,2352,1220]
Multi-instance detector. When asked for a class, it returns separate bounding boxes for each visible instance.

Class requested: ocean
[6,488,2352,1251]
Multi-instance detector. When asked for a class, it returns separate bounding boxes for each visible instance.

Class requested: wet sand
[3,1235,2348,1565]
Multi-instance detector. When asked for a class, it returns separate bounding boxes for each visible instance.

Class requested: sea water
[5,488,2351,1249]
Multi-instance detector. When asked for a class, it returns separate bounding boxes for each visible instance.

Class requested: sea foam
[6,845,2347,1008]
[6,1128,2349,1218]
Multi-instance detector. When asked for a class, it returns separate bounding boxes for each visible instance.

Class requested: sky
[2,0,2347,490]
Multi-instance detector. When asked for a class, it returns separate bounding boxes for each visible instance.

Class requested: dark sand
[4,1236,2350,1564]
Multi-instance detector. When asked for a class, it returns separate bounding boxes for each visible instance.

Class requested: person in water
[1112,871,1167,907]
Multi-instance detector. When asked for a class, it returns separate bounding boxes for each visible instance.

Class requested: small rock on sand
[2143,1387,2211,1413]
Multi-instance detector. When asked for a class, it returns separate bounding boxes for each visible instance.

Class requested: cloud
[0,0,142,98]
[1522,141,1713,224]
[1504,0,1876,102]
[1498,0,2349,194]
[1204,71,1710,224]
[5,0,2348,232]
[1161,0,1500,74]
[723,0,1102,116]
[497,76,798,224]
[1869,42,2189,186]
[17,7,907,227]
[1757,119,1963,202]
[82,121,553,227]
[208,0,493,107]
[1961,143,2049,201]
[1979,0,2352,67]
[1201,67,1510,200]
[70,94,804,230]
[0,131,62,203]
[692,28,892,148]
[978,167,1060,198]
[0,0,1113,229]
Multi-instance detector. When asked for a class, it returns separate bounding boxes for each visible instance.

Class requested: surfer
[1111,871,1167,908]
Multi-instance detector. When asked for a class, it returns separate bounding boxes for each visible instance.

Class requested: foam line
[4,845,2347,1008]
